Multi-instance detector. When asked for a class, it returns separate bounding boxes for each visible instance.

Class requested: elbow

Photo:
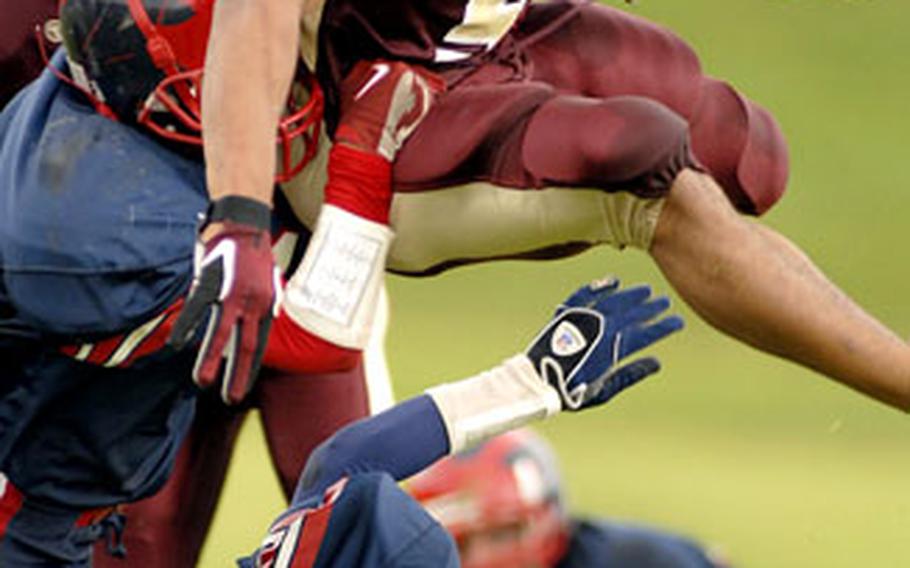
[295,423,363,498]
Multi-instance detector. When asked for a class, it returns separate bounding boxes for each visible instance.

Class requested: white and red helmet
[409,429,571,568]
[57,0,322,181]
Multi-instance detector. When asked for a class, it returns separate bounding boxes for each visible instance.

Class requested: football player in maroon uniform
[272,0,910,410]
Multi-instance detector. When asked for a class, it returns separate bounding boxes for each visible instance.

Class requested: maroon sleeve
[0,0,58,108]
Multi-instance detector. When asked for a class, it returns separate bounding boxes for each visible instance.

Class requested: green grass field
[200,2,910,565]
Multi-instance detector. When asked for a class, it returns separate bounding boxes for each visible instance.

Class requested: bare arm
[202,0,306,207]
[170,0,312,403]
[650,169,910,410]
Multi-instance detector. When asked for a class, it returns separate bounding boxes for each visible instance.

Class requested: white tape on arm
[283,204,394,349]
[426,354,561,454]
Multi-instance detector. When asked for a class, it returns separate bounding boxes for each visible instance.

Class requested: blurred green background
[201,1,910,566]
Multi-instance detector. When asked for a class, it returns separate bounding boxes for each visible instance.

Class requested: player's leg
[92,391,246,568]
[392,83,910,408]
[0,348,196,565]
[518,1,789,215]
[517,2,703,119]
[649,167,910,409]
[258,362,371,498]
[259,283,392,497]
[0,474,129,567]
[380,88,689,275]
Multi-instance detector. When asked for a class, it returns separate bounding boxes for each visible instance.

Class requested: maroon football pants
[394,2,788,215]
[92,365,370,568]
[0,0,57,108]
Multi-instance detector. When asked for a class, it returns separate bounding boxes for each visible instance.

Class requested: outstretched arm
[293,280,683,501]
[650,169,910,409]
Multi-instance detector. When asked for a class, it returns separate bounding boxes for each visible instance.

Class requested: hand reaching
[526,277,684,411]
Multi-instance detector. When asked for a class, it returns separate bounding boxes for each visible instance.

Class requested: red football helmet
[56,0,322,181]
[408,429,571,568]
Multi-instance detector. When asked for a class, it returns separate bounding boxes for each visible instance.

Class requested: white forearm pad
[283,204,394,349]
[426,354,561,454]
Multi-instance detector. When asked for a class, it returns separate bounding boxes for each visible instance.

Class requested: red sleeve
[263,309,362,374]
[324,144,392,223]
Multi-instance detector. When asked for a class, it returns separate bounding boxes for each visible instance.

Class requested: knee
[690,78,790,215]
[522,96,696,197]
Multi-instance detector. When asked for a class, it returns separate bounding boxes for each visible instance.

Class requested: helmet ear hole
[44,19,64,44]
[408,429,571,568]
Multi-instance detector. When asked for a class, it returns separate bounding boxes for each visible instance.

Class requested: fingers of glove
[193,306,237,388]
[190,306,223,388]
[585,357,661,408]
[614,296,672,329]
[558,277,620,313]
[222,314,270,405]
[168,266,224,349]
[595,285,653,316]
[617,315,685,360]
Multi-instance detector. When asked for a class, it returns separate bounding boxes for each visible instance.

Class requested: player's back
[558,518,720,568]
[242,472,459,567]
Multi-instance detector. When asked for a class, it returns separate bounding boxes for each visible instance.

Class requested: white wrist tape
[426,354,561,454]
[283,204,394,349]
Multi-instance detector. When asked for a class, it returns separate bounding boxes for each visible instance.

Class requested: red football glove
[168,196,280,404]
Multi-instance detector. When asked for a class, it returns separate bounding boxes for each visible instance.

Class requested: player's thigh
[92,391,247,568]
[393,81,555,191]
[517,3,788,214]
[517,1,703,118]
[389,94,691,275]
[395,86,690,190]
[2,348,196,509]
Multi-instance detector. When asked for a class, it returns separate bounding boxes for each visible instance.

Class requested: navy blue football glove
[527,277,684,411]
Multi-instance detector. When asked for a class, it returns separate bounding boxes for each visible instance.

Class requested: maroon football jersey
[0,0,58,107]
[316,0,532,124]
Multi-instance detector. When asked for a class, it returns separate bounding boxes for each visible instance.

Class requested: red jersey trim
[0,474,23,540]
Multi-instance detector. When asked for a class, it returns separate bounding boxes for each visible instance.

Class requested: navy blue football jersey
[240,472,458,568]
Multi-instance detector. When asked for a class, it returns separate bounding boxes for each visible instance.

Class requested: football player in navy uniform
[239,278,685,567]
[0,1,437,563]
[410,428,727,568]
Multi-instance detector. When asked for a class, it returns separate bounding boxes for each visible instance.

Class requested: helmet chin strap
[127,0,180,74]
[34,24,119,121]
